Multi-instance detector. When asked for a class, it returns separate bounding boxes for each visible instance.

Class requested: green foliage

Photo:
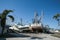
[0,9,14,35]
[53,13,60,26]
[8,15,14,22]
[52,34,60,38]
[53,13,60,21]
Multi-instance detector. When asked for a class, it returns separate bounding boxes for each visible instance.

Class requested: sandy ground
[0,33,60,40]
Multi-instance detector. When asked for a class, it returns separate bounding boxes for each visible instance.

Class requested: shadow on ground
[0,38,6,40]
[0,33,30,38]
[9,33,30,37]
[30,37,43,39]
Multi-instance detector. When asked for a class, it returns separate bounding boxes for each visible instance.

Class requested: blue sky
[0,0,60,29]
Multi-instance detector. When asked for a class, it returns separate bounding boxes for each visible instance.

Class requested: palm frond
[53,13,60,20]
[2,10,13,17]
[56,13,60,17]
[8,15,14,22]
[53,16,57,19]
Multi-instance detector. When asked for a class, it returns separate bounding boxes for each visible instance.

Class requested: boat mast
[39,10,44,23]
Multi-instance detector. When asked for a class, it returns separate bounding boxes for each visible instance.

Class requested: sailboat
[29,11,44,32]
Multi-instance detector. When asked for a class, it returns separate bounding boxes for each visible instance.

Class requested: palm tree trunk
[58,22,59,26]
[1,18,6,35]
[1,27,5,36]
[58,20,60,26]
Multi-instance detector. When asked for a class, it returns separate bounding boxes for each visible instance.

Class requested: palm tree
[0,9,14,35]
[53,13,60,26]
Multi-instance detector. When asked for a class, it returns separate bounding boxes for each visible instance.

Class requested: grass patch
[51,34,60,38]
